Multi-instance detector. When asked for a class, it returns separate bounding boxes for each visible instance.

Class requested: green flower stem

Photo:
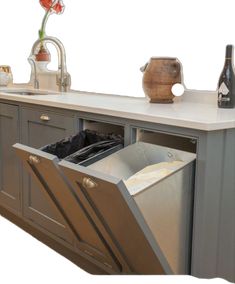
[39,0,59,43]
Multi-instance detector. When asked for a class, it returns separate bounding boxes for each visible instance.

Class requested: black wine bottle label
[218,45,235,108]
[218,82,231,102]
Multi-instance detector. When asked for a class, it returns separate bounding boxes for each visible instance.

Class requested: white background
[0,0,233,283]
[0,216,229,284]
[0,0,235,96]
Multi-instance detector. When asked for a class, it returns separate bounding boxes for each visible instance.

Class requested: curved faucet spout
[28,57,39,89]
[30,36,70,92]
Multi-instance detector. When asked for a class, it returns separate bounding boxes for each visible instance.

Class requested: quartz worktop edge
[0,90,234,131]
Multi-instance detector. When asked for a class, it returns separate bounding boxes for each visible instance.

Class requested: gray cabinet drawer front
[21,108,76,148]
[0,103,21,212]
[20,107,76,243]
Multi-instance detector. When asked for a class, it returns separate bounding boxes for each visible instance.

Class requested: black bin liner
[41,129,124,165]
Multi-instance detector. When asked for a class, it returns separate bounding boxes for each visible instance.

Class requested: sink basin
[5,91,41,96]
[0,89,59,96]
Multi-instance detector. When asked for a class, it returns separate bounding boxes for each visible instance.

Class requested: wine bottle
[218,45,235,108]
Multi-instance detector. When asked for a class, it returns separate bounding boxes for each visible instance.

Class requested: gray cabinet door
[14,143,125,273]
[21,107,76,243]
[0,103,21,213]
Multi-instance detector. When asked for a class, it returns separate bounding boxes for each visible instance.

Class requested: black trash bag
[42,130,86,159]
[65,140,123,164]
[42,129,123,160]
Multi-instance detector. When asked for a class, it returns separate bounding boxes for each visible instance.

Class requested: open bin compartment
[41,129,124,166]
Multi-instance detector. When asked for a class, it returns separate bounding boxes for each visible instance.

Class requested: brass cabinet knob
[40,114,51,122]
[28,155,40,165]
[82,177,97,189]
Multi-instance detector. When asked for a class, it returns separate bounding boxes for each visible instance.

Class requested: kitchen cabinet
[0,89,234,281]
[14,117,195,274]
[20,107,76,243]
[0,103,21,213]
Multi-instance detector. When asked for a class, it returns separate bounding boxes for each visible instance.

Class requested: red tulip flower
[39,0,65,41]
[40,0,64,14]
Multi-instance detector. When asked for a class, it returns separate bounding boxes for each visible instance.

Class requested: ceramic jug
[140,57,182,103]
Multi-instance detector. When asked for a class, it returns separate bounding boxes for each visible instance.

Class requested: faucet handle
[56,72,71,92]
[65,73,71,88]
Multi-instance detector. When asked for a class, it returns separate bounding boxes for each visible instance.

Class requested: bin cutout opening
[135,129,197,153]
[82,120,125,137]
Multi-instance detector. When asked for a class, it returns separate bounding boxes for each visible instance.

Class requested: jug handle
[171,61,181,78]
[140,62,149,72]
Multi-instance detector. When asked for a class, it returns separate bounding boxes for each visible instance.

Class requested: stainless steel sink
[0,89,59,96]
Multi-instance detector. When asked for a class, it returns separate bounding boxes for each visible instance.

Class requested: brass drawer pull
[82,177,97,189]
[29,155,40,165]
[40,114,51,122]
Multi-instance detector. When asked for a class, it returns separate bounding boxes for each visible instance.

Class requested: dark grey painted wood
[20,107,76,243]
[0,103,21,213]
[191,131,224,277]
[217,129,235,282]
[191,129,235,282]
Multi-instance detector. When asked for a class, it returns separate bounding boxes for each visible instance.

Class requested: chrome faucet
[28,57,39,89]
[30,36,70,92]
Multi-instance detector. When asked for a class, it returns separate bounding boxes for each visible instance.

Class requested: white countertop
[0,87,235,131]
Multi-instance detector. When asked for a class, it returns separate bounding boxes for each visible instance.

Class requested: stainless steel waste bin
[88,142,196,274]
